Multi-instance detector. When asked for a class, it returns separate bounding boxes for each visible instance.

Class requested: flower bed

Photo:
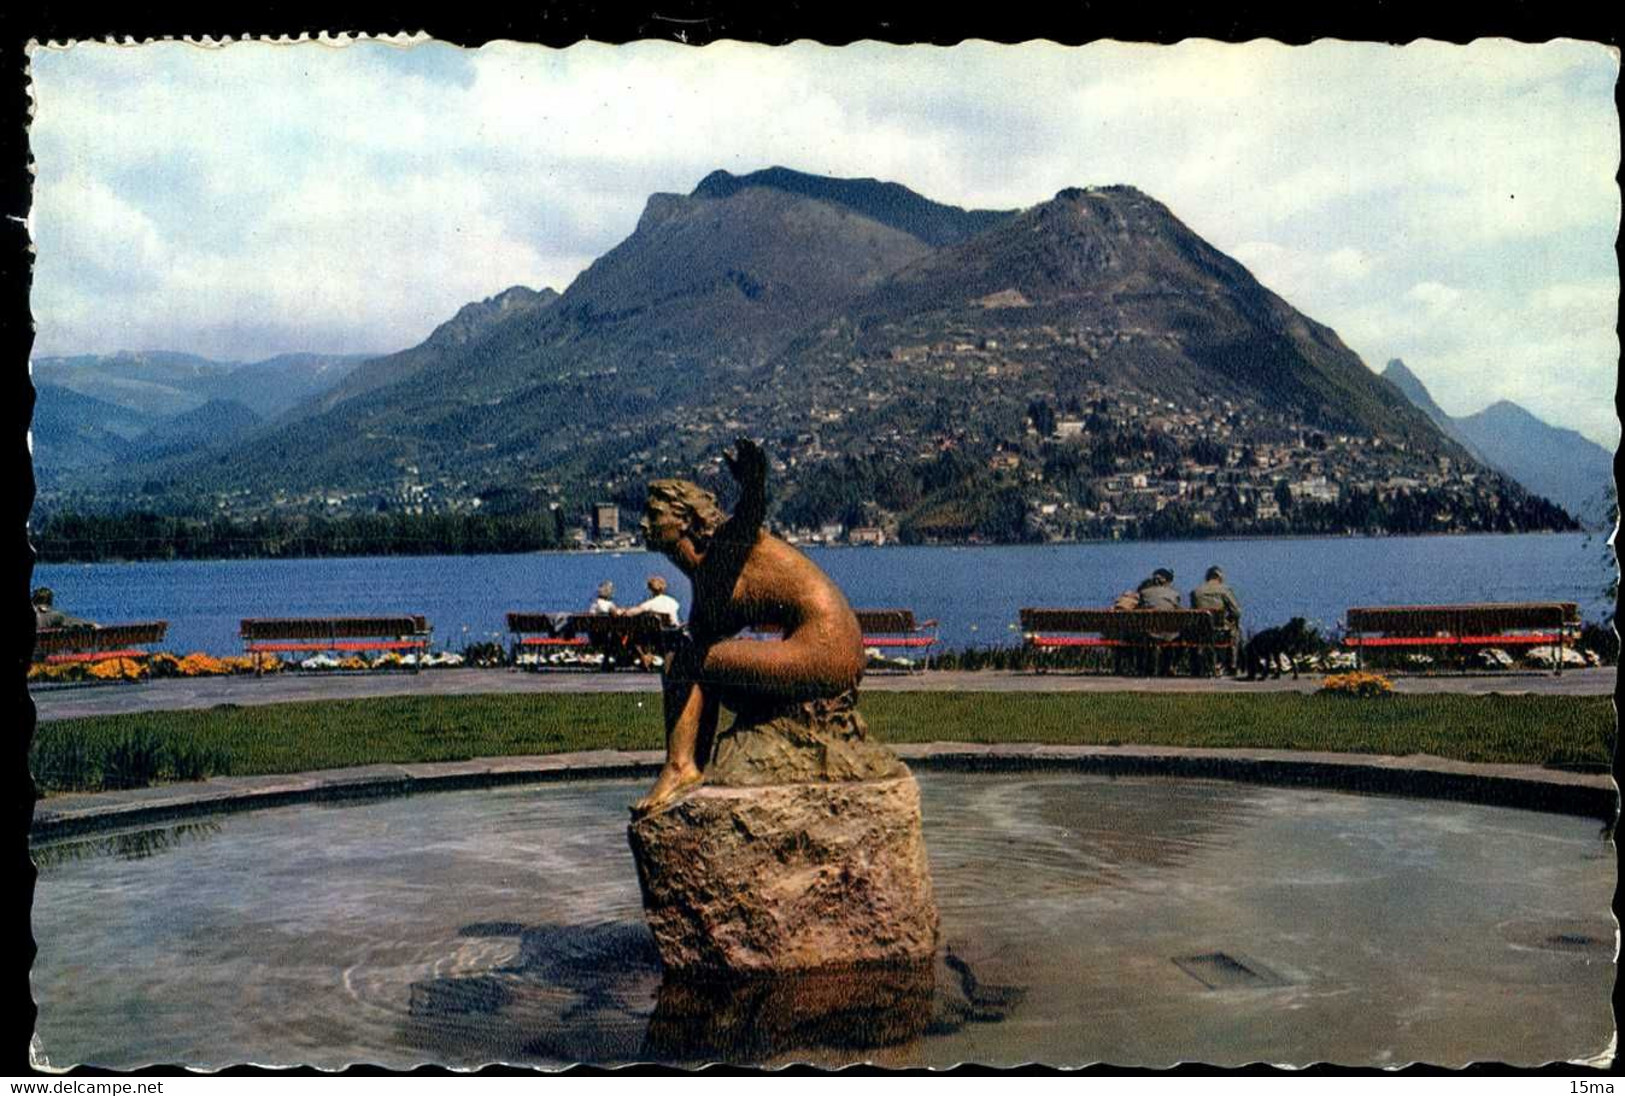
[1318,671,1395,698]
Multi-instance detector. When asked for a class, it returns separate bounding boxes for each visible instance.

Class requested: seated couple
[589,577,682,627]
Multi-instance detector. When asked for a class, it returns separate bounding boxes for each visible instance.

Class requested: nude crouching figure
[633,438,866,814]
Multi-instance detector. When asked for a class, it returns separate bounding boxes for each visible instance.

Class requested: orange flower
[220,654,279,674]
[177,652,231,677]
[1319,671,1394,698]
[87,657,144,681]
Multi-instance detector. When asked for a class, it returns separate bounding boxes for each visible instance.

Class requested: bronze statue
[635,438,866,812]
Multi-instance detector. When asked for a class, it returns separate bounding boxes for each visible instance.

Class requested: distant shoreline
[30,526,1596,569]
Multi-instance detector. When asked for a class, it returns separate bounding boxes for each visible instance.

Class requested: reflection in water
[32,820,224,871]
[406,920,663,1066]
[645,962,938,1063]
[406,919,1023,1066]
[938,949,1026,1025]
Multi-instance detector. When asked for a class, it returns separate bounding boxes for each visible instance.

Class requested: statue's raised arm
[717,437,769,543]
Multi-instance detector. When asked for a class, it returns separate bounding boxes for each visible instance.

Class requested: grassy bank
[30,692,1615,794]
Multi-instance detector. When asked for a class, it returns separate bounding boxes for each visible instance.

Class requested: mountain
[308,287,559,415]
[240,353,373,420]
[1382,359,1614,528]
[30,384,150,480]
[30,350,366,482]
[174,169,970,491]
[57,168,1575,542]
[1376,359,1484,459]
[127,399,263,462]
[33,351,240,418]
[1456,402,1614,528]
[689,166,1015,247]
[821,185,1449,448]
[34,350,367,421]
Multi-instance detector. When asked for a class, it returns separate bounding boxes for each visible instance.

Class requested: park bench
[1019,607,1230,675]
[509,611,677,671]
[745,609,940,673]
[32,621,170,682]
[240,615,432,674]
[1342,602,1581,675]
[506,611,588,666]
[854,609,939,672]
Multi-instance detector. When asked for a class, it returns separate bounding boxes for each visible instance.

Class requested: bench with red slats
[507,612,589,652]
[240,616,432,673]
[1342,603,1580,675]
[1020,607,1231,674]
[855,609,938,672]
[508,611,677,671]
[746,609,940,672]
[33,622,169,677]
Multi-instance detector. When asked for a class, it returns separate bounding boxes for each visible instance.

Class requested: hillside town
[160,321,1564,550]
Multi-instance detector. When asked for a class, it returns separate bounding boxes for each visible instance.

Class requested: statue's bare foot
[633,763,703,815]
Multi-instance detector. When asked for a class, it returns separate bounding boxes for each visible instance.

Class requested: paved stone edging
[30,743,1617,840]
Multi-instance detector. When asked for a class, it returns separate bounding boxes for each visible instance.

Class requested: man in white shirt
[625,575,681,626]
[618,575,681,671]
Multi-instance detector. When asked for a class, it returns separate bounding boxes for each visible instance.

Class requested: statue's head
[643,479,727,563]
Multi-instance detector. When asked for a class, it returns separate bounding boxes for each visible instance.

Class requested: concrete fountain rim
[29,742,1617,841]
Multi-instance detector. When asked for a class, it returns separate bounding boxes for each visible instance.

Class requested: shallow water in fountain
[30,774,1616,1070]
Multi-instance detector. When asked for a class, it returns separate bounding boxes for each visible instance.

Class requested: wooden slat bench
[240,616,432,674]
[1343,602,1581,675]
[1020,608,1230,675]
[32,622,170,681]
[745,609,940,673]
[855,609,939,672]
[506,611,588,666]
[510,612,677,671]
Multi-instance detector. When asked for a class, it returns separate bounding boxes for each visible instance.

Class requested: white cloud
[25,37,1620,446]
[1406,281,1465,315]
[1231,242,1380,295]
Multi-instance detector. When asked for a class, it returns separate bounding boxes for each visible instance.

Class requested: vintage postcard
[22,33,1618,1072]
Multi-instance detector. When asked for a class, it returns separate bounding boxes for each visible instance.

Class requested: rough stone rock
[628,775,939,974]
[704,691,908,787]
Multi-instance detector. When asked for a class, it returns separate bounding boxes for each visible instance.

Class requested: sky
[27,37,1621,446]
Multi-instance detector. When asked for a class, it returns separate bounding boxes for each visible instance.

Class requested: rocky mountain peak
[424,285,559,349]
[685,166,1014,247]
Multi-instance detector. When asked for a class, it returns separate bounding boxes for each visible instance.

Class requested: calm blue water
[32,534,1612,656]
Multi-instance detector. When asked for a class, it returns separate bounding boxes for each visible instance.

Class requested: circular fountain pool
[30,772,1616,1069]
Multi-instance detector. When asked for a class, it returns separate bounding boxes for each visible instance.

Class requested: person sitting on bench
[33,587,93,631]
[1135,568,1180,674]
[620,575,683,670]
[1189,566,1242,675]
[587,581,618,615]
[623,575,681,626]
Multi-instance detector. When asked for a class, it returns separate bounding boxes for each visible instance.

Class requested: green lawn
[30,691,1615,794]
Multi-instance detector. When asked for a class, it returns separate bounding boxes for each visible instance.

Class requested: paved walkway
[29,665,1616,722]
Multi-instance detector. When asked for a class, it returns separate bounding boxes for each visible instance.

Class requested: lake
[31,533,1612,656]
